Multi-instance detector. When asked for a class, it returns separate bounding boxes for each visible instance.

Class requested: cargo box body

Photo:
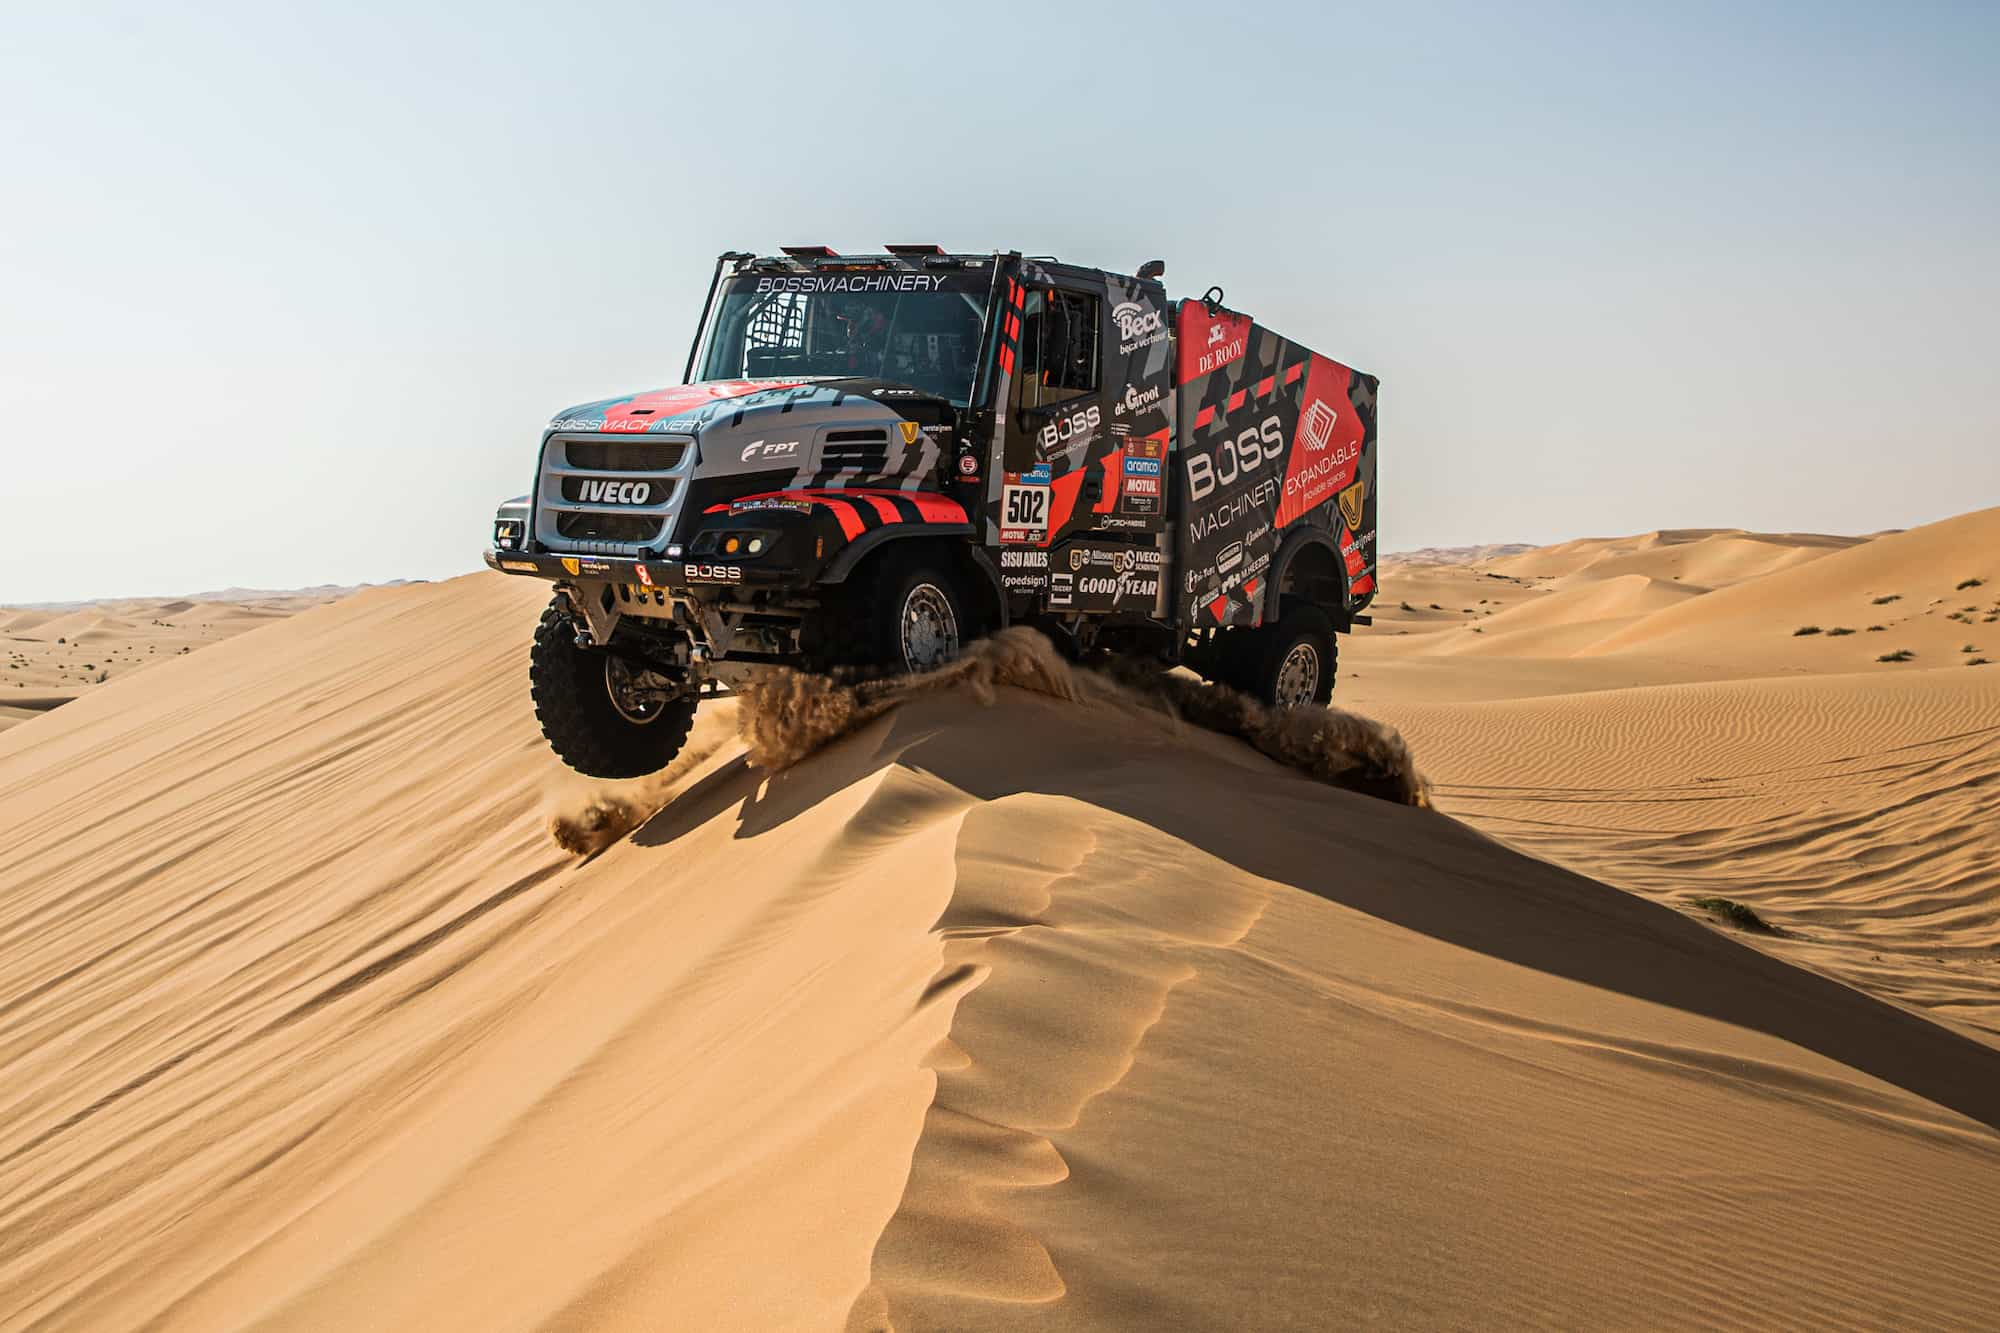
[1171,301,1379,631]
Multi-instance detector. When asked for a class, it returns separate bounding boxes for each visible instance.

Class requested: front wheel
[820,546,971,675]
[529,597,696,778]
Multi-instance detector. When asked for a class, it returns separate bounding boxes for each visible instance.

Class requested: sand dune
[1490,527,1862,588]
[1584,506,2000,670]
[1,568,1997,1327]
[1376,668,2000,1041]
[0,589,348,732]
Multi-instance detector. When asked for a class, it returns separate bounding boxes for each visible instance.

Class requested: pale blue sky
[3,1,1995,601]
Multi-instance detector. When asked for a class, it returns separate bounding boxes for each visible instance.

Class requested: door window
[1012,288,1100,411]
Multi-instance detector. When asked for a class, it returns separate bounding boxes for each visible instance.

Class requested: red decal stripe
[1284,362,1304,384]
[1228,388,1246,412]
[999,346,1015,375]
[1195,405,1215,430]
[855,493,902,523]
[1094,447,1124,513]
[903,492,969,523]
[819,499,865,539]
[1043,469,1087,545]
[1257,375,1275,397]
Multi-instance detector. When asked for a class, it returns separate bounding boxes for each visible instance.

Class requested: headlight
[493,519,522,548]
[692,528,778,558]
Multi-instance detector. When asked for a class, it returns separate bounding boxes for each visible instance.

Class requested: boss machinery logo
[1037,403,1101,457]
[1183,415,1282,501]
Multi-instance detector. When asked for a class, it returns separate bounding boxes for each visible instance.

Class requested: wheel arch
[1262,529,1351,629]
[825,526,1006,635]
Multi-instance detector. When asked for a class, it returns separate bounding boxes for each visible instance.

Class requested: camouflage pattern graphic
[1172,301,1378,628]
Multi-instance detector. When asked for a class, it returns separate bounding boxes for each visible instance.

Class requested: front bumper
[483,546,805,592]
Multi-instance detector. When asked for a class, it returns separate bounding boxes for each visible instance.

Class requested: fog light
[723,535,742,555]
[747,536,765,555]
[666,543,683,558]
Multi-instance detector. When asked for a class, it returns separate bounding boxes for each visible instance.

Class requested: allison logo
[572,479,653,504]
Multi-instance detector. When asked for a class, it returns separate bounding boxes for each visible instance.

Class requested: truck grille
[534,433,694,556]
[564,440,688,472]
[555,512,660,543]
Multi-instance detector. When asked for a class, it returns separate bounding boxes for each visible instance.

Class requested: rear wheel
[1220,607,1337,709]
[530,596,696,778]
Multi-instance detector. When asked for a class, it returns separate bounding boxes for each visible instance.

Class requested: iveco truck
[485,246,1379,777]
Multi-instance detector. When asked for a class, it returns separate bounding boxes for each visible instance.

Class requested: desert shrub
[1877,649,1915,662]
[1958,578,1985,590]
[1970,658,1992,667]
[1690,896,1781,934]
[1792,625,1821,636]
[1400,601,1414,612]
[1872,594,1901,605]
[1867,624,1887,632]
[1825,627,1855,636]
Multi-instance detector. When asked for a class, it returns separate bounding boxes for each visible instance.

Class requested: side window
[1010,288,1100,411]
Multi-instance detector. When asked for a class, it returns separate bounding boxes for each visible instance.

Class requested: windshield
[696,270,993,405]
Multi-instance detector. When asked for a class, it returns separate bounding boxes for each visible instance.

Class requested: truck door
[990,268,1174,616]
[996,278,1107,546]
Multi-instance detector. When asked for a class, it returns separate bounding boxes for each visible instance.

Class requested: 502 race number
[1003,485,1049,527]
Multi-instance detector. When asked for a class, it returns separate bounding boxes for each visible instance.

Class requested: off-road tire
[1254,606,1338,709]
[530,597,695,778]
[818,545,971,675]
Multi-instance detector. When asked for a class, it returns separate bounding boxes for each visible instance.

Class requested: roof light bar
[885,243,945,256]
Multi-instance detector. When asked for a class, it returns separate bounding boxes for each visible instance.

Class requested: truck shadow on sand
[630,686,2000,1135]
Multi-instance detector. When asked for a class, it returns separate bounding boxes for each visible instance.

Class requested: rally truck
[486,246,1378,778]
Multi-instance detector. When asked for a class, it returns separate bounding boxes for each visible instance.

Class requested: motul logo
[576,480,653,505]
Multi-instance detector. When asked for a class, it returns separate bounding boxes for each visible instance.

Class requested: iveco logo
[576,480,652,504]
